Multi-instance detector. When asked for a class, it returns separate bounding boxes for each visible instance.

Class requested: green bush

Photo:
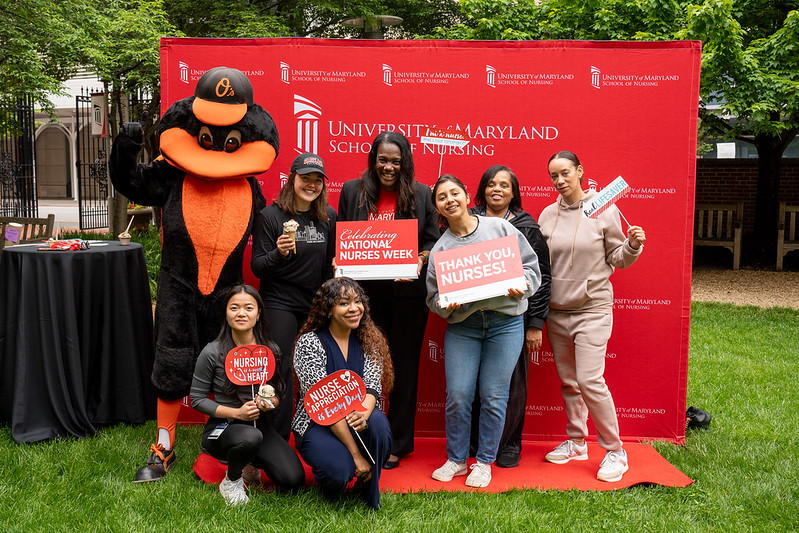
[130,224,161,301]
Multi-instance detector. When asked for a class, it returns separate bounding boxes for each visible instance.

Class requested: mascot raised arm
[110,67,278,482]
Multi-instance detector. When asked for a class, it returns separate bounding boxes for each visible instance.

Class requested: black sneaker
[132,443,177,483]
[496,448,521,468]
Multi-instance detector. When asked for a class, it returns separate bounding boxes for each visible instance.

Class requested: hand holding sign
[304,369,374,464]
[225,344,276,426]
[434,235,527,307]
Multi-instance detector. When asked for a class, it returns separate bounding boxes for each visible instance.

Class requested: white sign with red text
[335,219,418,280]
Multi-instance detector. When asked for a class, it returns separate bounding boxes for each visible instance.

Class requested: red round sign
[304,369,367,426]
[224,344,275,386]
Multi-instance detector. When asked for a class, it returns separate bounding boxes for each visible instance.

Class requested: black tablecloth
[0,241,155,443]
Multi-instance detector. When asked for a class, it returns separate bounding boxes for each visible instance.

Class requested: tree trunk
[752,134,782,266]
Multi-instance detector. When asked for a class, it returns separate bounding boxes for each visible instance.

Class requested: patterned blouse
[291,331,383,438]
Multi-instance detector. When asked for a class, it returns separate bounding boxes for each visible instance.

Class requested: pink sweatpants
[546,310,622,451]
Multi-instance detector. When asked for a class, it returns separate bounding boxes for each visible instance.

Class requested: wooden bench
[0,214,56,251]
[777,202,799,270]
[694,203,743,270]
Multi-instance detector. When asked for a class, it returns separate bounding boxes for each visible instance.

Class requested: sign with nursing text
[433,235,526,306]
[421,127,470,148]
[224,344,276,386]
[335,219,418,280]
[304,369,367,425]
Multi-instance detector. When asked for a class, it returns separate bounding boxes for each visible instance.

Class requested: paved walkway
[38,199,99,232]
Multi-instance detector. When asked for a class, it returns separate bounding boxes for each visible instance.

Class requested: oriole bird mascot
[110,67,278,482]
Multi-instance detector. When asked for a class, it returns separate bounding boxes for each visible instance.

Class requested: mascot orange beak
[159,128,276,179]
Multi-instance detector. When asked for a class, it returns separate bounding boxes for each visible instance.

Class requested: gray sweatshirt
[426,215,541,323]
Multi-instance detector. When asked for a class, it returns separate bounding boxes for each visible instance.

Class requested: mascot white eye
[198,126,213,149]
[224,130,242,153]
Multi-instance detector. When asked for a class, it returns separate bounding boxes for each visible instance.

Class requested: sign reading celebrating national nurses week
[224,345,275,386]
[434,235,526,306]
[163,38,700,444]
[335,220,418,280]
[304,369,367,425]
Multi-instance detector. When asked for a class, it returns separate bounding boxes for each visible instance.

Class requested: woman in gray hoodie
[538,151,646,483]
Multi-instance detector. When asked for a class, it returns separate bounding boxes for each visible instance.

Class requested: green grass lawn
[1,302,797,532]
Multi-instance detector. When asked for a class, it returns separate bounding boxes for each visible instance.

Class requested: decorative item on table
[283,219,299,252]
[38,239,90,251]
[119,215,134,245]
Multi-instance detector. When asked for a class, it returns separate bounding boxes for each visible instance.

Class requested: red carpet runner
[194,437,692,492]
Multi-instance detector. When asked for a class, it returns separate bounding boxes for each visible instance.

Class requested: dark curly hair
[298,277,394,391]
[358,131,417,218]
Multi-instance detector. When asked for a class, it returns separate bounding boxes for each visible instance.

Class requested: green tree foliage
[0,0,97,131]
[431,0,799,262]
[162,0,462,38]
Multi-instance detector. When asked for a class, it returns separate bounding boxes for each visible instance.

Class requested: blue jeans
[444,311,524,464]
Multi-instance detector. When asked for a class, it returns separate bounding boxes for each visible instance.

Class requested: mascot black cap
[192,67,254,127]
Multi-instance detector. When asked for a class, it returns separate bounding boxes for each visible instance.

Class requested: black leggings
[202,418,305,489]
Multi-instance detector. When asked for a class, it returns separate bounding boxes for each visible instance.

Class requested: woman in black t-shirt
[251,153,337,439]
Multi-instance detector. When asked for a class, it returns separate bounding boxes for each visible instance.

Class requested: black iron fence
[75,88,109,230]
[0,94,37,217]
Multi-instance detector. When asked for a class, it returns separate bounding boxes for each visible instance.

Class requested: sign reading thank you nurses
[433,235,526,307]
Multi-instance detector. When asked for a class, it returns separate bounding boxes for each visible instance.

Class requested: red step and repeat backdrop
[162,38,700,444]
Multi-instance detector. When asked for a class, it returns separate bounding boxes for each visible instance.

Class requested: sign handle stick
[618,208,631,229]
[251,384,257,428]
[354,430,375,465]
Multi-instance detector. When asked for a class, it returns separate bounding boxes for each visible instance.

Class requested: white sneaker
[241,463,261,485]
[432,459,467,482]
[597,449,629,482]
[219,474,249,505]
[465,462,492,488]
[545,440,589,464]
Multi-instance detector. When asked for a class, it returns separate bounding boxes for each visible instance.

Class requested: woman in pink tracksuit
[538,151,646,483]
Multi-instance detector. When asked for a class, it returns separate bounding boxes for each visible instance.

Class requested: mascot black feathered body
[110,67,278,482]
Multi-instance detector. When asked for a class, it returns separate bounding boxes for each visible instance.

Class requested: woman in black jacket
[469,164,552,468]
[337,131,440,469]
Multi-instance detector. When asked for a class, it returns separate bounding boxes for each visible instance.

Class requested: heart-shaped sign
[304,369,367,426]
[224,344,275,386]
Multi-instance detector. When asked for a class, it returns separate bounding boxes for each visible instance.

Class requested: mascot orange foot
[110,67,279,482]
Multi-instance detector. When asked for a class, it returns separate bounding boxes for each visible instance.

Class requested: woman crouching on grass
[190,285,306,506]
[292,277,394,510]
[426,175,541,488]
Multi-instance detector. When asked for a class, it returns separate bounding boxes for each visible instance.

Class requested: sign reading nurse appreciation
[335,220,418,280]
[433,235,526,307]
[304,369,367,425]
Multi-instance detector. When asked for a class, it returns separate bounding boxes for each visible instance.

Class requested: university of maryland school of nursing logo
[382,64,393,87]
[486,65,496,88]
[428,340,443,362]
[591,66,601,89]
[179,61,189,84]
[280,62,290,84]
[294,95,321,154]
